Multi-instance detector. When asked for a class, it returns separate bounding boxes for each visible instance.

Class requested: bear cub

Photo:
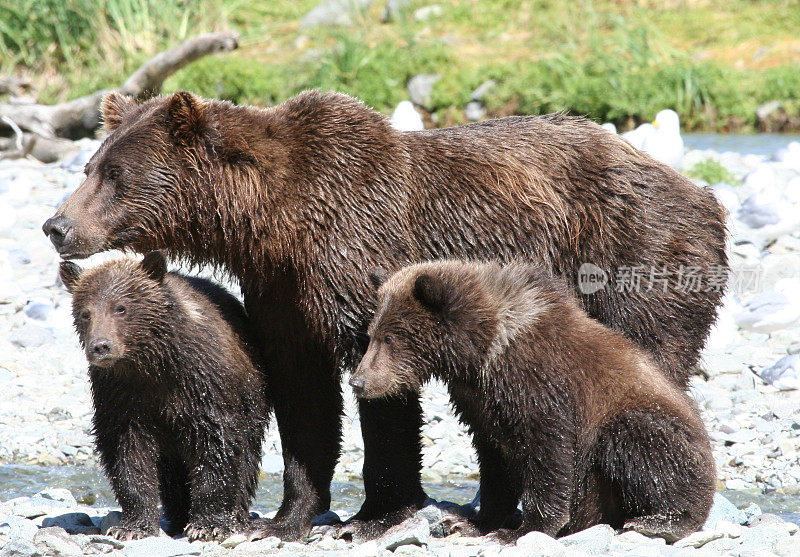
[350,260,715,543]
[61,252,269,541]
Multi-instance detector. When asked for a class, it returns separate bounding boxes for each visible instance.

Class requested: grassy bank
[1,0,799,131]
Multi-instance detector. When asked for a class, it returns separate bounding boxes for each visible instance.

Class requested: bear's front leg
[491,434,575,544]
[183,431,253,541]
[333,392,428,540]
[96,424,162,540]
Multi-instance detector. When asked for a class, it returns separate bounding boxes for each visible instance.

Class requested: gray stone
[10,324,53,349]
[8,249,30,265]
[42,512,99,535]
[300,0,374,28]
[85,535,125,550]
[774,536,800,556]
[382,0,410,22]
[673,529,723,548]
[743,503,763,525]
[0,539,44,557]
[703,493,746,529]
[231,537,281,553]
[123,536,201,557]
[470,80,496,102]
[352,540,381,556]
[2,516,37,543]
[407,74,441,110]
[31,527,82,557]
[260,453,283,475]
[414,5,443,21]
[23,302,53,322]
[515,530,565,554]
[36,489,76,506]
[12,496,73,520]
[312,510,341,526]
[465,102,485,122]
[99,511,122,535]
[379,516,430,550]
[559,524,614,554]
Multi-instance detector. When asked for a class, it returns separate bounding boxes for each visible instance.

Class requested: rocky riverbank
[1,135,800,555]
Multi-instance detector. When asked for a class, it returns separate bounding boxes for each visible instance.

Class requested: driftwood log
[0,31,239,142]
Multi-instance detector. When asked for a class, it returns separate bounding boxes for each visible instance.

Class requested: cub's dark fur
[60,252,269,541]
[351,260,716,543]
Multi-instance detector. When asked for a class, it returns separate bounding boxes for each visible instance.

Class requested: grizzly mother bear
[43,90,727,540]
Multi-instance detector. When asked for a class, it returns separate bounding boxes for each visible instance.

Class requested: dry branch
[0,31,239,141]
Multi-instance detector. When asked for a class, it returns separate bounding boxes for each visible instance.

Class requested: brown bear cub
[350,260,716,543]
[60,252,269,542]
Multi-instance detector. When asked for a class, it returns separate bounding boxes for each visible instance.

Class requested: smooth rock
[2,515,38,543]
[674,529,723,548]
[0,538,43,557]
[10,324,53,349]
[31,527,82,557]
[23,302,53,322]
[470,80,496,102]
[231,537,281,553]
[123,536,201,557]
[382,0,410,21]
[704,494,747,529]
[380,516,430,550]
[559,524,614,554]
[407,74,441,110]
[414,5,443,21]
[99,511,122,535]
[260,453,283,475]
[41,513,98,535]
[774,536,800,556]
[300,0,373,28]
[515,530,565,554]
[465,102,485,122]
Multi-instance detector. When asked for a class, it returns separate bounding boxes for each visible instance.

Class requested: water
[1,465,797,526]
[683,133,800,156]
[0,464,478,519]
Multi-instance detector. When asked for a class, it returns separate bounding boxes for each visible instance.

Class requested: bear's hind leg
[595,410,716,543]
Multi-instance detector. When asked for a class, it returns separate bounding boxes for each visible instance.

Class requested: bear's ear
[101,92,136,132]
[141,251,168,283]
[413,273,451,314]
[167,91,207,146]
[59,262,83,293]
[368,268,389,290]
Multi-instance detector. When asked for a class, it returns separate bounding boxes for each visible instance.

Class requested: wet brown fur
[44,90,726,539]
[60,253,269,541]
[351,260,716,542]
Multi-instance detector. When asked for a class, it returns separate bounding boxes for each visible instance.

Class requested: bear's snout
[87,337,117,366]
[349,373,366,397]
[43,216,74,253]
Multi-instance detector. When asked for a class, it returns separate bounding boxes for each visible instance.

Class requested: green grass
[2,0,799,131]
[685,159,740,186]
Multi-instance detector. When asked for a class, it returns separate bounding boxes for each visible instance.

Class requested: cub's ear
[59,262,83,293]
[368,268,389,290]
[167,91,207,146]
[141,251,168,283]
[413,273,451,314]
[101,92,136,132]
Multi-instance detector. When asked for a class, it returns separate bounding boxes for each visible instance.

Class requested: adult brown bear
[43,90,727,540]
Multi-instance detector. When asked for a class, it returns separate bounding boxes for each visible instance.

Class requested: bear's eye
[79,309,90,321]
[106,167,121,181]
[383,335,394,346]
[115,305,126,315]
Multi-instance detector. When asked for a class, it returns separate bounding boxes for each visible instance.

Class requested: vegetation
[1,0,799,131]
[685,159,739,186]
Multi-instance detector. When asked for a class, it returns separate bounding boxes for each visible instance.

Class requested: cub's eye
[79,309,90,320]
[115,305,126,315]
[383,335,394,346]
[107,167,121,181]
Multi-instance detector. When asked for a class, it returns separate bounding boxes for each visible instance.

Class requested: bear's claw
[106,525,156,541]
